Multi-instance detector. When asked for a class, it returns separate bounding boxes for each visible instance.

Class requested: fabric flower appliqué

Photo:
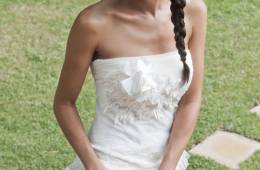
[119,60,157,102]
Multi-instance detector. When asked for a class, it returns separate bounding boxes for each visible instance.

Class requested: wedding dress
[64,49,194,170]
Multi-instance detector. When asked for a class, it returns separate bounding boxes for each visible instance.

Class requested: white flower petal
[119,60,156,98]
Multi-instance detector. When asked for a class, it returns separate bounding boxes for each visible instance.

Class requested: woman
[53,0,207,169]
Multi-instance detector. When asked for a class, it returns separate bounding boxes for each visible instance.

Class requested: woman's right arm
[53,10,104,170]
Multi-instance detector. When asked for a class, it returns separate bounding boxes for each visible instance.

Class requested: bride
[53,0,207,169]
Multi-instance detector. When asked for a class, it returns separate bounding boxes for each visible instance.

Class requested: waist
[87,116,171,153]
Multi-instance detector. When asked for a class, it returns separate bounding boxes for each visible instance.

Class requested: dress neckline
[91,49,191,65]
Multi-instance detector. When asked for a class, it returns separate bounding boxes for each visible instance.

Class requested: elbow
[52,97,60,116]
[53,98,60,116]
[178,94,203,117]
[53,93,60,115]
[52,95,76,116]
[181,92,202,106]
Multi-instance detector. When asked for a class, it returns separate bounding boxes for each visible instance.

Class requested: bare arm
[158,0,207,169]
[53,10,105,170]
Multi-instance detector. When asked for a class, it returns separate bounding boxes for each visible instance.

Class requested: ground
[0,0,259,169]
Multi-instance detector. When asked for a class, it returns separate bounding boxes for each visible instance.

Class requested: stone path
[250,104,260,116]
[189,130,260,169]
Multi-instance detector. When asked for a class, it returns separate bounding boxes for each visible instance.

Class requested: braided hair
[170,0,190,84]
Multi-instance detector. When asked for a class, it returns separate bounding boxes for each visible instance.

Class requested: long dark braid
[170,0,190,84]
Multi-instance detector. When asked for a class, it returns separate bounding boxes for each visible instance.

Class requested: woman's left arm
[158,1,208,169]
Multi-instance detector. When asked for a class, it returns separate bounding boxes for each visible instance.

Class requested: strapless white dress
[64,50,194,170]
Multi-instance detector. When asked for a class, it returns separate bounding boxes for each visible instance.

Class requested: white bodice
[90,50,193,124]
[65,50,193,170]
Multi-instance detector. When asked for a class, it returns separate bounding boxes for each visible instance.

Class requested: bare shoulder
[186,0,207,21]
[71,1,109,36]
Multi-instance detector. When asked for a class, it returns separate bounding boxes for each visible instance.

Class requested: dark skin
[53,0,207,170]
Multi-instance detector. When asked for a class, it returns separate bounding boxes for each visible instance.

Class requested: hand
[158,163,176,170]
[157,156,177,170]
[85,159,106,170]
[85,164,106,170]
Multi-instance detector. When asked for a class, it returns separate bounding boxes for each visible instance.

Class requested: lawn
[0,0,259,169]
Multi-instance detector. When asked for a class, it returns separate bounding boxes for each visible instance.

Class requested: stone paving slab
[189,130,260,169]
[250,105,260,116]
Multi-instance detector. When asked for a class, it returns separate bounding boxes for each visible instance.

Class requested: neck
[120,0,169,16]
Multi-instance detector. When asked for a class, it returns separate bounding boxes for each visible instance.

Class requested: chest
[95,12,192,59]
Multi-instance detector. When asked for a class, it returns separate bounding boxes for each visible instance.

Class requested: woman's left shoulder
[185,0,208,18]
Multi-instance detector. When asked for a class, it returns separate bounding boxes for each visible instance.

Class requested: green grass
[0,0,259,169]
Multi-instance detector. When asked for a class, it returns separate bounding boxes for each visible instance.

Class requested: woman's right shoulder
[72,1,111,34]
